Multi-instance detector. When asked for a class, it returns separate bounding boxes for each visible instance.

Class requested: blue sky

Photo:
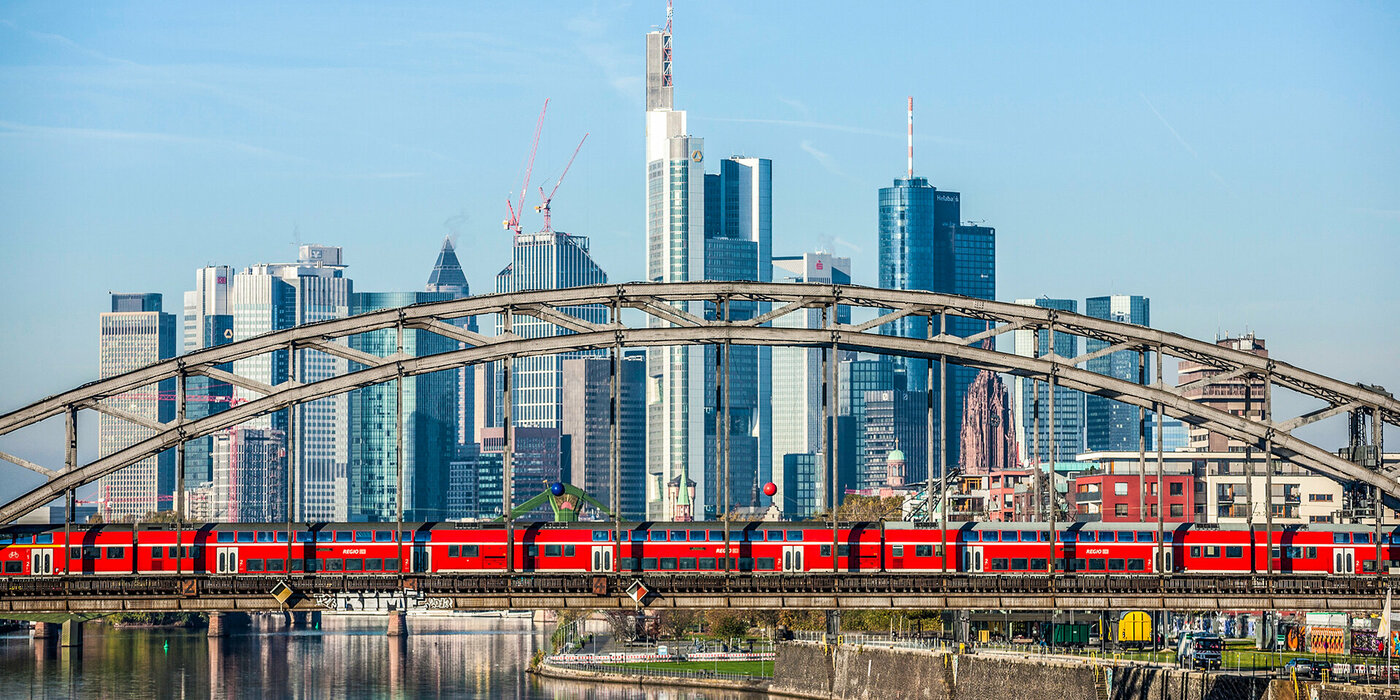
[0,2,1396,496]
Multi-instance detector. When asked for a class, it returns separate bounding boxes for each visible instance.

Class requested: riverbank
[533,660,771,694]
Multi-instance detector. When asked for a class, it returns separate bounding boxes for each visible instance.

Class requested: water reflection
[0,617,769,699]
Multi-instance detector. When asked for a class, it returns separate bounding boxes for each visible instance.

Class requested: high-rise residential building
[230,244,351,521]
[862,389,929,488]
[561,352,647,520]
[1179,334,1268,452]
[1084,295,1152,452]
[181,266,235,485]
[1011,298,1084,464]
[770,252,850,509]
[493,230,608,430]
[346,291,456,522]
[839,356,895,489]
[209,427,286,522]
[424,237,479,447]
[96,293,177,521]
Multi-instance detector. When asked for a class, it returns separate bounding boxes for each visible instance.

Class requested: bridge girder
[0,282,1395,523]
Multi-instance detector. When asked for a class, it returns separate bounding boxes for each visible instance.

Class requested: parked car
[1284,658,1315,678]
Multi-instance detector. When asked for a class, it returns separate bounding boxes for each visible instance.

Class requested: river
[0,616,770,699]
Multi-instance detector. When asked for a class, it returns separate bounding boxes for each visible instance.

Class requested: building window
[1149,483,1158,495]
[1115,504,1128,517]
[1169,482,1184,496]
[1114,482,1128,496]
[1149,504,1158,517]
[1308,493,1333,502]
[1170,504,1184,517]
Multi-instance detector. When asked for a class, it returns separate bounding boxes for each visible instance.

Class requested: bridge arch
[0,281,1395,523]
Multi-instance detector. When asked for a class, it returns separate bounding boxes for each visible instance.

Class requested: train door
[963,546,984,573]
[590,546,614,572]
[30,548,53,576]
[216,547,239,574]
[1334,547,1356,574]
[412,544,430,573]
[782,545,804,572]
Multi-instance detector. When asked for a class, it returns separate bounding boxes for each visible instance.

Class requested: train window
[837,545,850,558]
[1078,532,1094,542]
[1364,560,1379,573]
[1335,533,1349,544]
[449,545,460,557]
[1030,559,1047,570]
[1284,546,1301,558]
[630,531,646,542]
[256,532,274,543]
[525,546,539,557]
[1117,532,1133,543]
[355,531,372,543]
[1305,547,1317,559]
[151,547,163,559]
[1072,559,1086,571]
[650,531,667,542]
[564,546,575,557]
[0,535,10,544]
[768,531,783,542]
[36,534,53,544]
[669,531,685,542]
[619,557,638,571]
[787,531,804,542]
[414,531,429,543]
[335,532,352,543]
[315,532,332,543]
[69,547,81,559]
[168,547,179,558]
[291,559,305,572]
[247,559,264,572]
[892,545,904,557]
[1358,533,1373,544]
[463,545,479,557]
[990,559,1008,571]
[15,535,32,544]
[1108,559,1125,571]
[641,558,657,570]
[1271,547,1281,559]
[1088,558,1105,570]
[1098,532,1114,543]
[738,558,754,571]
[375,531,393,543]
[915,545,933,558]
[709,531,724,542]
[1020,532,1036,542]
[366,559,383,571]
[326,559,344,572]
[1127,559,1145,571]
[757,557,775,570]
[294,532,311,543]
[1190,547,1201,558]
[660,558,677,570]
[237,532,254,543]
[690,531,705,542]
[1205,546,1221,557]
[983,532,998,542]
[268,559,285,572]
[217,532,235,543]
[964,531,979,542]
[698,557,717,569]
[1011,558,1028,570]
[346,559,362,571]
[730,531,746,542]
[592,531,610,542]
[1225,546,1243,558]
[545,545,562,557]
[1136,532,1153,543]
[83,547,100,559]
[386,558,400,571]
[1058,532,1073,542]
[820,545,832,557]
[4,562,21,573]
[680,558,697,570]
[1163,532,1173,542]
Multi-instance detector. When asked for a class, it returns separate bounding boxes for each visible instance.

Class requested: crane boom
[536,132,588,233]
[504,99,549,234]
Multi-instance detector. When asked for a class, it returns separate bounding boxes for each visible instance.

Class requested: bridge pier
[32,622,57,639]
[207,612,227,638]
[386,610,408,637]
[60,619,83,647]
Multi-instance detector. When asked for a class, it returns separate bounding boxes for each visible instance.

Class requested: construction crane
[535,132,588,233]
[504,99,549,235]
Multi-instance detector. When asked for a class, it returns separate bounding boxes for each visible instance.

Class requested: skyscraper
[1084,295,1152,452]
[1012,298,1084,464]
[424,237,479,446]
[209,427,286,522]
[862,389,929,487]
[840,357,895,488]
[231,244,351,521]
[347,291,456,521]
[561,352,647,520]
[96,293,176,521]
[181,266,235,485]
[493,230,608,430]
[770,252,850,512]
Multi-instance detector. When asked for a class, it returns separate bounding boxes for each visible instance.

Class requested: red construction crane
[535,132,588,233]
[504,99,549,235]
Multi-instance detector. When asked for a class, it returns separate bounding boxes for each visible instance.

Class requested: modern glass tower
[839,356,895,488]
[425,237,479,447]
[561,352,647,520]
[1012,298,1084,464]
[181,265,234,485]
[1084,295,1152,452]
[347,291,456,522]
[96,293,176,521]
[231,245,351,521]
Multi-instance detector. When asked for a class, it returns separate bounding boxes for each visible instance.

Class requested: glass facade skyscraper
[181,265,235,486]
[1012,298,1084,464]
[425,237,479,447]
[1084,295,1152,452]
[347,291,456,521]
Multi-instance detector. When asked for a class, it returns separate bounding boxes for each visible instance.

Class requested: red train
[0,521,1390,577]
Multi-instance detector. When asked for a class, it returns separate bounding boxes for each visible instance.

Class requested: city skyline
[1,2,1397,504]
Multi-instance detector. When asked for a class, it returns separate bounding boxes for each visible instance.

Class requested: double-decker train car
[0,520,1391,578]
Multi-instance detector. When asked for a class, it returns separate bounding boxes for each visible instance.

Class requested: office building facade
[209,427,287,523]
[561,352,648,520]
[1084,295,1152,452]
[1012,298,1084,465]
[1179,334,1269,453]
[862,389,929,488]
[181,265,236,485]
[840,356,895,489]
[425,236,480,447]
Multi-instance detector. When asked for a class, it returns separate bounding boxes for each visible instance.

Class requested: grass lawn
[602,660,774,676]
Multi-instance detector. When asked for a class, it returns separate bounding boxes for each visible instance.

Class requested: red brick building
[1068,472,1195,522]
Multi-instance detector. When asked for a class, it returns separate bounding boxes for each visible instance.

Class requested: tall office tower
[493,230,608,430]
[209,427,286,522]
[346,291,455,522]
[770,252,851,512]
[1084,295,1152,452]
[424,237,479,446]
[479,427,561,511]
[561,352,647,520]
[862,389,929,487]
[231,244,351,521]
[645,12,708,520]
[181,266,235,485]
[446,443,480,519]
[839,356,895,488]
[1011,298,1084,464]
[96,293,176,521]
[948,224,997,470]
[1179,334,1268,452]
[958,364,1019,474]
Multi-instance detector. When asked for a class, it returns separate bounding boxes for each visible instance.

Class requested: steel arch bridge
[0,281,1395,524]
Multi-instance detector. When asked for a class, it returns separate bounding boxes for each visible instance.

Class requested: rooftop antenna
[907,96,914,179]
[662,0,674,88]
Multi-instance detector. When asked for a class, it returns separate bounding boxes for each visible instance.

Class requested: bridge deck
[0,573,1387,613]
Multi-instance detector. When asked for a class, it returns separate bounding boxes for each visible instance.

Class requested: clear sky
[1,2,1396,499]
